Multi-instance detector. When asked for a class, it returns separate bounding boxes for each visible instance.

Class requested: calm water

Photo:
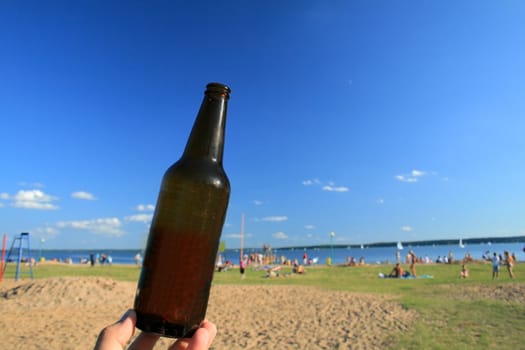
[20,241,525,266]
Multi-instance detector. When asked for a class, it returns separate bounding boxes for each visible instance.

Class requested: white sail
[459,238,465,248]
[397,241,404,250]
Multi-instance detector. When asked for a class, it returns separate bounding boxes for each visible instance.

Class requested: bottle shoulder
[163,158,230,187]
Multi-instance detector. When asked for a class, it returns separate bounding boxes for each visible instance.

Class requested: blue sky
[1,1,524,250]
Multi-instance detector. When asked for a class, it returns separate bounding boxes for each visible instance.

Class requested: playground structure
[1,232,34,281]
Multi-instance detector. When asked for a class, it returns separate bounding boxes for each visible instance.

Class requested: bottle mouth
[206,82,231,99]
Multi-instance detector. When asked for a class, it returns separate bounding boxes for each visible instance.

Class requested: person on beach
[239,257,246,279]
[460,264,469,278]
[94,309,216,350]
[504,251,515,279]
[409,250,417,277]
[388,263,404,278]
[492,252,500,279]
[134,253,142,266]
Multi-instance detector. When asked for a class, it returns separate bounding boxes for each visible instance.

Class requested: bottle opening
[206,82,231,99]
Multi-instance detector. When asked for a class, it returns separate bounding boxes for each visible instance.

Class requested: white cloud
[395,175,418,183]
[253,200,263,206]
[0,203,4,208]
[12,190,58,210]
[225,233,253,239]
[401,226,413,232]
[71,191,96,200]
[136,204,155,211]
[261,216,288,222]
[396,169,427,183]
[322,185,349,192]
[304,178,349,192]
[0,192,9,200]
[125,214,153,223]
[304,224,316,230]
[302,178,321,186]
[57,217,124,237]
[377,198,385,204]
[273,231,288,240]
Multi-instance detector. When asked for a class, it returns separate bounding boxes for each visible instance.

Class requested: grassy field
[2,262,524,349]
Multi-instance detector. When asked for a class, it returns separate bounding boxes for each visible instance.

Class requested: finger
[169,320,217,350]
[128,331,160,350]
[199,320,217,348]
[94,310,136,350]
[169,338,190,350]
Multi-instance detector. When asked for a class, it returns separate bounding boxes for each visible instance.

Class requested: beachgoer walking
[239,257,246,279]
[492,252,500,279]
[409,250,417,277]
[504,251,515,278]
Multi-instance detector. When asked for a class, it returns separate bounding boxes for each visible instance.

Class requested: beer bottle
[134,82,231,338]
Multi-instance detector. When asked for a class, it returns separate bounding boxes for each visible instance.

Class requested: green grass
[1,263,141,281]
[2,262,524,349]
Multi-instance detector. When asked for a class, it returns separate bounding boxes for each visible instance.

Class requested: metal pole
[329,231,335,264]
[0,234,6,282]
[16,235,23,281]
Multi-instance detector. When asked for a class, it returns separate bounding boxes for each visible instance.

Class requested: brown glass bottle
[134,82,231,338]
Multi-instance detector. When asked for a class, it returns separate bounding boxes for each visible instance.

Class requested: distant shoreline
[32,235,525,252]
[278,235,525,251]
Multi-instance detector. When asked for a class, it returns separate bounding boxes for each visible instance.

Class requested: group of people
[88,253,112,266]
[491,250,515,279]
[385,250,419,278]
[459,250,515,279]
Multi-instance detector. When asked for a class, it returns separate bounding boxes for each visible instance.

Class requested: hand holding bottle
[94,309,217,350]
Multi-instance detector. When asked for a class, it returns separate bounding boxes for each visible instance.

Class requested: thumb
[95,310,137,350]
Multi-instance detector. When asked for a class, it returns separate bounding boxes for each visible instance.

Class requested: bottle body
[134,83,230,338]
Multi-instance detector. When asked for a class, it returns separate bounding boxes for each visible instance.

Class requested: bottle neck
[182,83,230,163]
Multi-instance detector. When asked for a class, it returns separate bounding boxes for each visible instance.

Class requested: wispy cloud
[253,200,263,206]
[303,179,349,192]
[302,178,321,186]
[322,184,349,192]
[12,190,59,210]
[304,224,316,230]
[225,232,253,239]
[401,226,413,232]
[71,191,97,200]
[273,231,288,240]
[0,192,9,200]
[395,169,427,183]
[125,214,153,223]
[57,217,124,236]
[261,216,288,222]
[135,204,155,211]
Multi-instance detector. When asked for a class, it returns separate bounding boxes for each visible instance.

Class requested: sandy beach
[0,276,417,349]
